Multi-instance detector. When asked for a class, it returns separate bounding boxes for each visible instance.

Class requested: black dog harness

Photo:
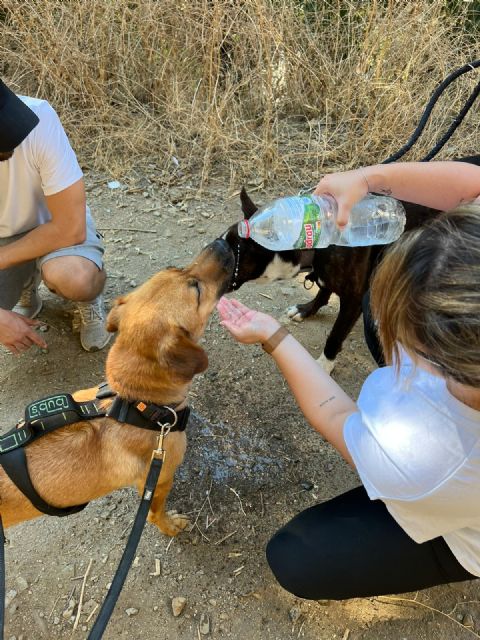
[0,382,190,517]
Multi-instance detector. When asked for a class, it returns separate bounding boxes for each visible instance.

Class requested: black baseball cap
[0,79,40,152]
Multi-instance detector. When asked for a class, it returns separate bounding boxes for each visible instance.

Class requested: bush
[1,0,478,186]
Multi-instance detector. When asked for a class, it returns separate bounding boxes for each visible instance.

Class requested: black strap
[88,455,164,639]
[0,447,87,517]
[106,397,190,432]
[0,425,33,454]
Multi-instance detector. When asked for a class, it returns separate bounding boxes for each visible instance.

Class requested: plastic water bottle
[237,193,406,250]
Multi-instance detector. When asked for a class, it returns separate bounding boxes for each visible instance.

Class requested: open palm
[217,297,279,345]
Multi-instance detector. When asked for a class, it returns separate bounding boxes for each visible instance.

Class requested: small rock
[199,612,210,635]
[5,589,17,608]
[289,606,302,623]
[300,481,314,491]
[107,180,123,190]
[125,608,139,617]
[62,598,76,619]
[171,596,187,617]
[463,613,474,628]
[208,599,217,607]
[129,280,137,288]
[38,324,49,332]
[53,617,60,625]
[15,576,28,593]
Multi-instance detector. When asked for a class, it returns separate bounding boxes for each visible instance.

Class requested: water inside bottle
[336,198,404,246]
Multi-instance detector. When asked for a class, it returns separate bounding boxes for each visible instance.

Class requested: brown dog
[0,239,234,535]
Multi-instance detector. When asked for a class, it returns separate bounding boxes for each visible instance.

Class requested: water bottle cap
[238,219,250,239]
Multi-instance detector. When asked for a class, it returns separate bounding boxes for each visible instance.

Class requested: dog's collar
[100,384,190,433]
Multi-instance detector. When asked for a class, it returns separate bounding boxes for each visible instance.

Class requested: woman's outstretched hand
[217,297,280,345]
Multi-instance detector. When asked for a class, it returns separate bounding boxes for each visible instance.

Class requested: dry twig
[71,558,93,635]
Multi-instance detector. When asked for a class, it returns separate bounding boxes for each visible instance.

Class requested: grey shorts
[0,210,104,310]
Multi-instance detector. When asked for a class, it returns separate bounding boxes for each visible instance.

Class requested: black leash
[298,59,479,196]
[88,448,165,639]
[382,60,480,164]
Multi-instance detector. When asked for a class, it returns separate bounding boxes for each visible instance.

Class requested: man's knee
[42,257,105,301]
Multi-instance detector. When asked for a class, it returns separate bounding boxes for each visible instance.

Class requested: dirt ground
[2,169,479,640]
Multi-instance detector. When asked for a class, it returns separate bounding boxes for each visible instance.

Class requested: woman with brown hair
[217,160,480,599]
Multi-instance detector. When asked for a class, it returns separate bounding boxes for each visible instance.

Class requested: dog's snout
[210,238,235,269]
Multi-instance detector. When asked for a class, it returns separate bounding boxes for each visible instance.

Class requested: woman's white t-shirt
[344,354,480,576]
[0,96,83,237]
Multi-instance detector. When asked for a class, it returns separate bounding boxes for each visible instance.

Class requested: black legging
[266,293,477,599]
[266,486,475,600]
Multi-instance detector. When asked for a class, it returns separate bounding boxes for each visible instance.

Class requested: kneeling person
[0,78,109,354]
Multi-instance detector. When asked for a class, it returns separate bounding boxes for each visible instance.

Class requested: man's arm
[0,177,87,270]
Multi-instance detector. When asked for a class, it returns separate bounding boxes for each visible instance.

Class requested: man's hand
[0,309,47,355]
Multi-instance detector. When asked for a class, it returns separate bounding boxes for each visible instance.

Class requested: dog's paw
[317,352,336,374]
[149,509,190,537]
[286,304,306,323]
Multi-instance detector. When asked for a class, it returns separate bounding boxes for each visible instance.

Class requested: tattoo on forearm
[319,395,335,407]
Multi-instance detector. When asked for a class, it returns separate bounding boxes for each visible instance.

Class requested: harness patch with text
[25,394,78,422]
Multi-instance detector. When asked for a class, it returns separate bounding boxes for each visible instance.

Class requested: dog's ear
[240,187,258,219]
[166,333,209,381]
[106,296,127,333]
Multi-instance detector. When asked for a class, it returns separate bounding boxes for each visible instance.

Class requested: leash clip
[151,407,178,461]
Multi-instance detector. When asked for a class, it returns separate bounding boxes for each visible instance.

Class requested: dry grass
[1,0,478,188]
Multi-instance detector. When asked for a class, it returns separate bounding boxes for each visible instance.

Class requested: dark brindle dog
[222,155,480,372]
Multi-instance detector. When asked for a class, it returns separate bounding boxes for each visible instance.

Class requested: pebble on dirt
[171,596,187,617]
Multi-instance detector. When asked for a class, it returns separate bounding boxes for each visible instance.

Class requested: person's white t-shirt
[0,96,83,238]
[344,353,480,576]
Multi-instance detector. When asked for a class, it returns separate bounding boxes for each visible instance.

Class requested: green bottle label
[293,196,322,249]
